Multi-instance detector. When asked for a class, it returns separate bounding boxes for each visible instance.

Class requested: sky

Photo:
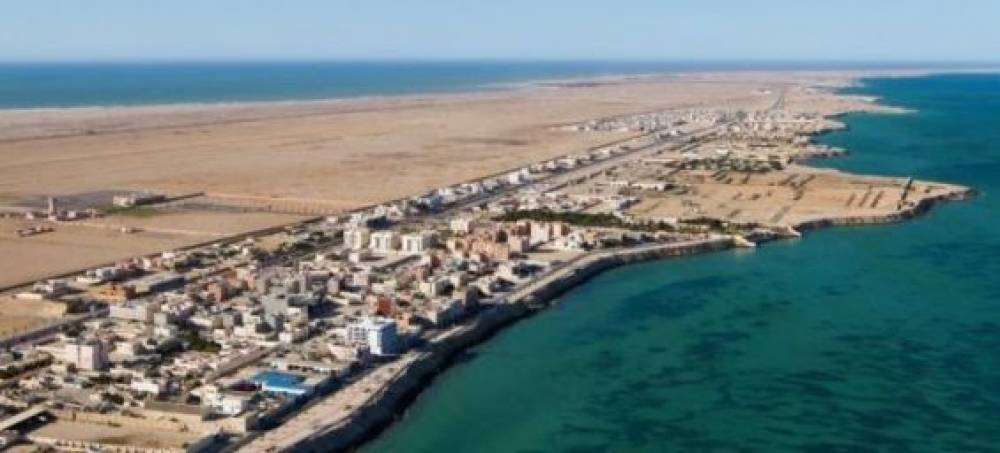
[1,0,998,62]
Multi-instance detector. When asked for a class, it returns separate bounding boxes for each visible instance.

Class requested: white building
[369,231,399,254]
[401,231,434,255]
[529,222,551,245]
[351,271,372,288]
[130,378,166,395]
[346,317,399,356]
[212,393,250,416]
[507,168,533,185]
[63,339,108,371]
[344,227,371,250]
[77,266,122,285]
[109,301,158,323]
[196,385,251,416]
[449,217,474,234]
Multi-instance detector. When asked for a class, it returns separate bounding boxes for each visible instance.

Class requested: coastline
[241,86,976,452]
[0,64,969,113]
[0,69,982,451]
[4,60,996,114]
[280,189,972,453]
[0,68,959,149]
[0,69,927,149]
[0,69,945,115]
[0,68,686,115]
[0,71,670,114]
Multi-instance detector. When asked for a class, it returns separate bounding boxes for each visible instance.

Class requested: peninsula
[0,72,971,452]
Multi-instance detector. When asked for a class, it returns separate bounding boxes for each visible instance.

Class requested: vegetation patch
[494,209,676,232]
[494,209,761,235]
[183,330,222,353]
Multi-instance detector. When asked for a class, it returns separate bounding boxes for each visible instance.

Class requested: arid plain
[0,72,885,291]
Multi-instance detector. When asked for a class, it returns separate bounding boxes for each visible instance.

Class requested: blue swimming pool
[252,371,308,395]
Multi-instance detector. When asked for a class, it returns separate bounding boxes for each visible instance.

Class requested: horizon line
[2,57,1000,66]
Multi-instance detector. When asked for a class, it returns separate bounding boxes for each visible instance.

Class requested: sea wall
[293,303,532,452]
[516,237,736,306]
[288,237,736,452]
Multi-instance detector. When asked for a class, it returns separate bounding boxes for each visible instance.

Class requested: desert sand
[0,76,787,203]
[0,72,894,289]
[0,211,303,289]
[0,73,820,288]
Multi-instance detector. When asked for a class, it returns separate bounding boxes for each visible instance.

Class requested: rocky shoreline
[287,183,974,452]
[249,92,977,453]
[793,187,975,233]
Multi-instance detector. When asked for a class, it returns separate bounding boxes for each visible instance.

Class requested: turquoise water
[0,61,698,109]
[363,74,1000,452]
[0,61,984,109]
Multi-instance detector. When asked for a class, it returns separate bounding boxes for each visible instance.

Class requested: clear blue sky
[1,0,997,62]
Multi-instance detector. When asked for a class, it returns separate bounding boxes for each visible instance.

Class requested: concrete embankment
[284,237,736,452]
[292,303,531,452]
[514,237,736,306]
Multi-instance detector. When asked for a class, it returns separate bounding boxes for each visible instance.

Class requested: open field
[0,210,303,288]
[0,297,66,337]
[0,77,780,204]
[0,316,52,339]
[628,165,965,227]
[30,420,202,451]
[0,72,890,204]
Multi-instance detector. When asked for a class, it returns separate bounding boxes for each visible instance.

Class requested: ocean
[0,61,980,110]
[361,74,1000,452]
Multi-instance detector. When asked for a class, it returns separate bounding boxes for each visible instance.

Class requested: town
[0,87,969,453]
